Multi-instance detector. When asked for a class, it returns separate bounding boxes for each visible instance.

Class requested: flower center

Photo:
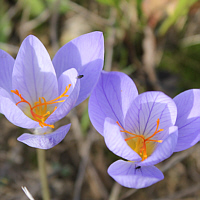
[117,119,163,161]
[11,84,71,128]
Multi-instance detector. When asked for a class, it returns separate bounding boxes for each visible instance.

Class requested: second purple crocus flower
[0,32,104,149]
[89,71,178,188]
[173,89,200,152]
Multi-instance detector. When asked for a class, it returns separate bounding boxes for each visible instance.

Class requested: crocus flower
[89,71,178,188]
[173,89,200,152]
[0,32,104,149]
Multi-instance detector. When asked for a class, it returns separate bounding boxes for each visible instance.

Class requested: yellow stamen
[117,119,163,161]
[11,84,71,128]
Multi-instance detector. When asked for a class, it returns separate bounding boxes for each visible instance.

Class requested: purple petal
[125,91,177,139]
[45,69,80,125]
[108,160,164,189]
[53,31,104,105]
[0,94,39,128]
[174,89,200,152]
[17,124,71,149]
[57,68,78,97]
[12,35,58,106]
[0,50,14,95]
[89,71,138,135]
[140,126,178,166]
[104,118,141,161]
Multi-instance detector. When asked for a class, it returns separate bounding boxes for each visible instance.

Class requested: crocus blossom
[89,71,178,188]
[0,32,104,149]
[173,89,200,152]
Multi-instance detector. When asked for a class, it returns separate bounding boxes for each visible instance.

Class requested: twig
[19,5,31,41]
[0,43,19,54]
[153,182,200,200]
[20,9,50,33]
[67,1,111,27]
[181,34,200,47]
[73,127,96,200]
[7,1,21,19]
[69,110,84,142]
[50,0,60,53]
[21,186,35,200]
[104,8,117,71]
[109,182,122,200]
[160,145,196,173]
[142,25,162,91]
[86,160,109,200]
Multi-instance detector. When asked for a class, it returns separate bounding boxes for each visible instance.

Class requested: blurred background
[1,0,200,199]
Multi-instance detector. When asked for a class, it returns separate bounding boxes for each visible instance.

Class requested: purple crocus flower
[173,89,200,152]
[89,71,178,188]
[0,32,104,149]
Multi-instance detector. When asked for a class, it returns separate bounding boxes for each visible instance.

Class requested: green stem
[37,148,50,200]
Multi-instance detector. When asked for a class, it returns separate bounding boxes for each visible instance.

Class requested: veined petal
[89,71,138,135]
[58,68,77,97]
[53,32,104,106]
[45,69,80,125]
[0,94,39,128]
[108,160,164,189]
[0,50,14,95]
[174,89,200,152]
[12,35,58,105]
[125,91,177,139]
[17,124,71,149]
[104,118,141,161]
[139,126,178,166]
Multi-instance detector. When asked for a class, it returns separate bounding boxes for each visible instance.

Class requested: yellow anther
[117,119,163,161]
[11,84,71,128]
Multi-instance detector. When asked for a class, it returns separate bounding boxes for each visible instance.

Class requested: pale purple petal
[139,126,178,166]
[57,68,78,97]
[45,69,80,125]
[125,91,177,139]
[0,94,39,128]
[53,32,104,106]
[108,160,164,189]
[174,89,200,152]
[89,71,138,135]
[12,35,58,106]
[17,124,71,149]
[0,50,14,95]
[104,118,141,161]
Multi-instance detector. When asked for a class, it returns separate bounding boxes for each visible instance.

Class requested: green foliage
[159,0,198,35]
[80,105,90,134]
[0,3,11,42]
[160,44,200,91]
[136,0,143,19]
[59,0,70,14]
[20,0,46,16]
[96,0,119,7]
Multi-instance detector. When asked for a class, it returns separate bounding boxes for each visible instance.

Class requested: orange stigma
[117,119,163,161]
[11,84,71,128]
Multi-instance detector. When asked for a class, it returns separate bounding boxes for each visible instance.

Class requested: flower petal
[57,68,78,97]
[125,91,177,139]
[108,160,164,189]
[45,69,80,125]
[12,35,58,105]
[17,124,71,149]
[89,71,138,135]
[174,89,200,152]
[52,31,104,105]
[140,126,178,166]
[0,50,14,95]
[0,94,39,128]
[104,118,141,161]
